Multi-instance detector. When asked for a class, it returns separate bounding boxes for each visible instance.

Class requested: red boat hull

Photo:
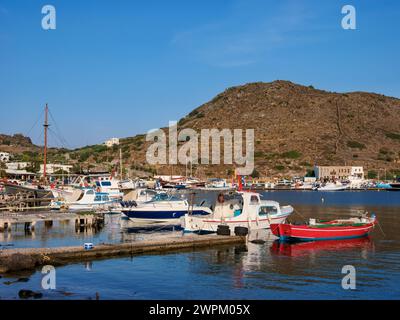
[270,221,375,242]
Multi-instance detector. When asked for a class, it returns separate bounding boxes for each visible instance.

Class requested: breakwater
[0,234,245,273]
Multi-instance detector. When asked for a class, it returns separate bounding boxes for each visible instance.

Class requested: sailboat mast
[119,148,123,179]
[43,104,49,180]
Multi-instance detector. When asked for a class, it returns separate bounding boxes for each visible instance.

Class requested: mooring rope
[375,218,386,238]
[293,208,308,223]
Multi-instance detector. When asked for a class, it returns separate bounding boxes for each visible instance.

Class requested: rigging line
[26,108,45,138]
[48,110,69,148]
[48,127,67,149]
[48,109,71,149]
[47,128,63,148]
[35,130,44,148]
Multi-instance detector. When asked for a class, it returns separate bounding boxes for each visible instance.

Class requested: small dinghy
[270,213,376,242]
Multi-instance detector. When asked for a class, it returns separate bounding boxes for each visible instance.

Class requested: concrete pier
[0,212,103,232]
[0,234,245,273]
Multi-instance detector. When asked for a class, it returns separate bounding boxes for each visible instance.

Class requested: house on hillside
[39,163,73,175]
[0,152,10,162]
[105,138,120,147]
[6,162,30,170]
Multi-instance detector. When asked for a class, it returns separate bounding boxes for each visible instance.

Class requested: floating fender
[234,226,249,236]
[250,239,266,244]
[217,225,231,236]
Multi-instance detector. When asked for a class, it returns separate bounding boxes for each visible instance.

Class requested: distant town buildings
[105,138,120,147]
[39,163,73,174]
[314,165,364,180]
[4,162,34,180]
[6,162,29,170]
[0,152,10,162]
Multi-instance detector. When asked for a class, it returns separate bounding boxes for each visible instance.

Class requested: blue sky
[0,0,399,148]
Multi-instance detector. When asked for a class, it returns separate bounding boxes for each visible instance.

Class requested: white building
[105,138,120,147]
[314,165,364,180]
[39,163,73,174]
[0,152,10,162]
[6,162,30,170]
[350,166,364,179]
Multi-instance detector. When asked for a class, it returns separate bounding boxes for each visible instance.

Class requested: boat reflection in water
[270,236,374,258]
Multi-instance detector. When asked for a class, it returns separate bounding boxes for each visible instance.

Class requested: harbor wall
[0,235,245,273]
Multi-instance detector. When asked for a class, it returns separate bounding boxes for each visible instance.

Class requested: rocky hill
[0,134,39,153]
[68,80,400,179]
[3,81,400,178]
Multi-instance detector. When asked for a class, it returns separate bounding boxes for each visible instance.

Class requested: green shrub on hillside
[385,132,400,140]
[347,141,365,149]
[281,150,301,159]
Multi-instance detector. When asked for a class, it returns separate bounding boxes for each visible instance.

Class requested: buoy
[84,243,94,250]
[321,197,324,203]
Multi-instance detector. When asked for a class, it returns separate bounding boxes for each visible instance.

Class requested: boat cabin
[210,192,284,220]
[122,188,159,202]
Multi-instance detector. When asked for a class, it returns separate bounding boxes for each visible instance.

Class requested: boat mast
[119,148,123,180]
[43,104,49,181]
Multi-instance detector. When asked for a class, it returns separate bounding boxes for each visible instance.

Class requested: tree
[367,170,377,179]
[0,161,7,178]
[250,168,260,178]
[305,169,315,177]
[26,161,41,173]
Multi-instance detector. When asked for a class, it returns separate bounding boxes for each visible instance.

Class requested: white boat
[118,178,147,190]
[345,176,367,189]
[198,178,234,191]
[293,182,314,190]
[52,188,116,211]
[51,186,81,202]
[121,193,212,222]
[117,188,162,215]
[95,177,123,200]
[181,192,293,234]
[316,182,349,191]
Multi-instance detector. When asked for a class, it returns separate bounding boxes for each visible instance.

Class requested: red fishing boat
[270,214,376,242]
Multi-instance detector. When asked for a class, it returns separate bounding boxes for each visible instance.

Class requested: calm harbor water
[0,191,399,300]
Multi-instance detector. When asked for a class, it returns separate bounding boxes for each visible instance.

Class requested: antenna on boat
[43,103,49,182]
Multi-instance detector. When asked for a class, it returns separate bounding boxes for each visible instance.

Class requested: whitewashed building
[6,162,30,170]
[39,163,73,174]
[0,152,10,162]
[314,165,364,180]
[105,138,120,147]
[350,166,364,179]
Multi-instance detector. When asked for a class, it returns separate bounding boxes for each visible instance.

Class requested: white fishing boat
[181,192,293,234]
[121,193,212,222]
[95,176,123,200]
[118,178,147,190]
[51,188,115,212]
[198,178,234,191]
[293,182,314,190]
[316,182,349,191]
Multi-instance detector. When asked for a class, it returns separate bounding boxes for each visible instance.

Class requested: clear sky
[0,0,399,148]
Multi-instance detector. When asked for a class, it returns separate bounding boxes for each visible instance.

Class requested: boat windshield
[94,193,109,202]
[259,206,278,216]
[149,193,180,202]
